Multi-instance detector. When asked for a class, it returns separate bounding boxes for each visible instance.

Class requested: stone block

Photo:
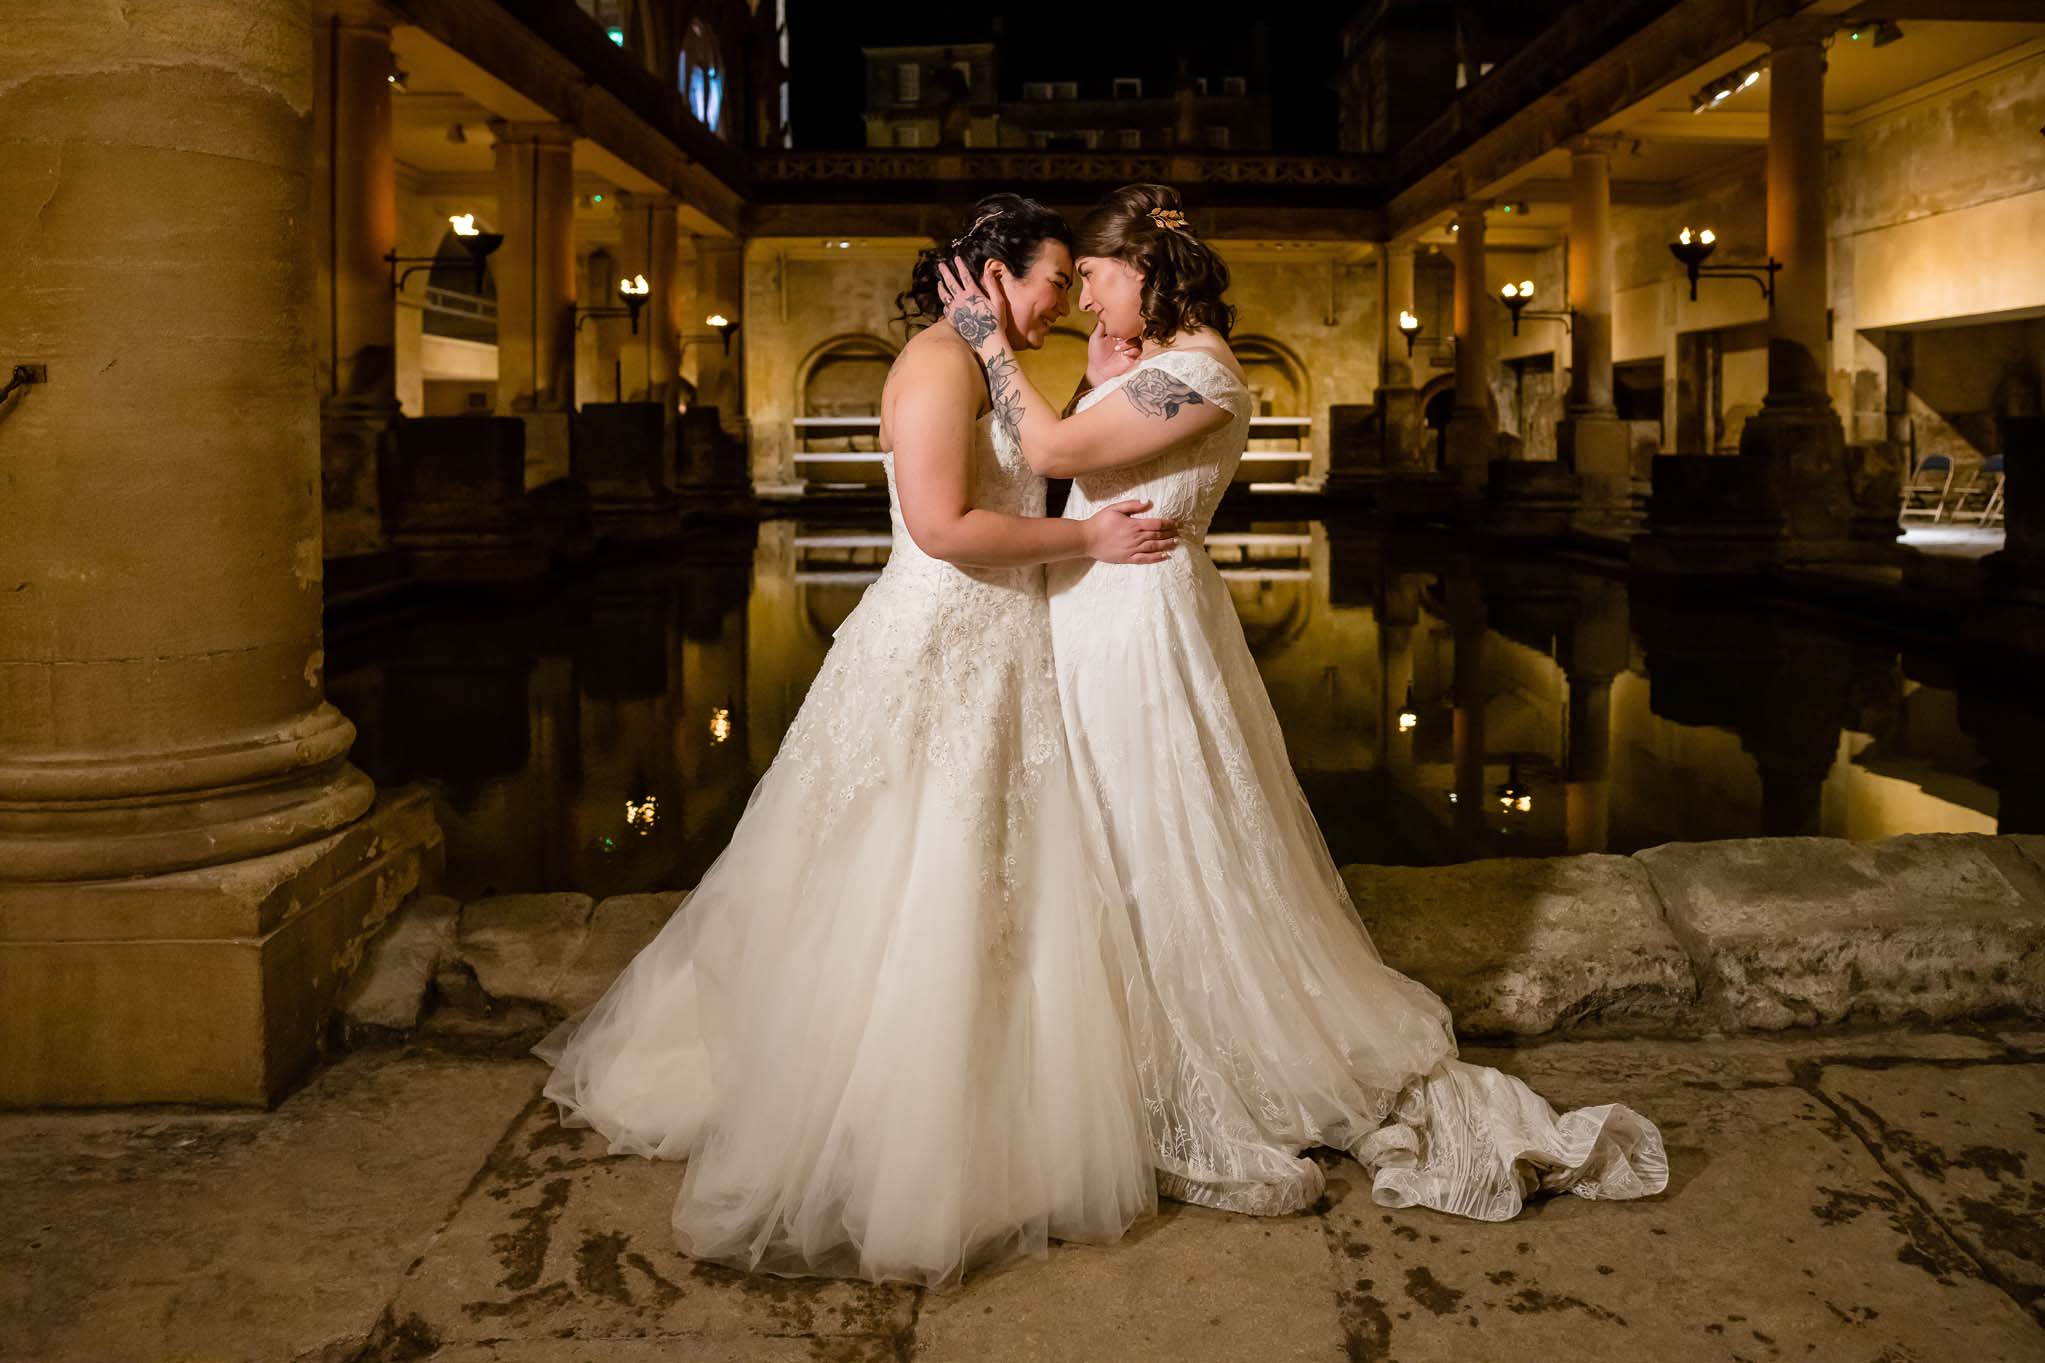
[1341,856,1698,1037]
[457,893,597,1012]
[336,893,459,1034]
[554,892,685,1015]
[1635,834,2045,1030]
[0,789,444,1107]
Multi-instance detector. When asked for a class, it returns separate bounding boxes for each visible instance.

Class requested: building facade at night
[2,0,2042,1113]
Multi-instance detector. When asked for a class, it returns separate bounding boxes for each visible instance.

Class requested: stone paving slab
[913,1204,1344,1363]
[1317,1080,2044,1362]
[0,1050,539,1363]
[1343,855,1698,1036]
[552,892,685,1016]
[458,894,597,1012]
[377,1097,916,1353]
[1818,1062,2045,1317]
[423,1340,896,1362]
[1636,834,2045,1030]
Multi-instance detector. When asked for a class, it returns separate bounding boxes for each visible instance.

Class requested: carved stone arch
[795,332,898,418]
[1230,333,1312,417]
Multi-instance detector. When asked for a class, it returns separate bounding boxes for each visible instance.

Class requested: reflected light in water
[625,795,659,835]
[709,707,733,745]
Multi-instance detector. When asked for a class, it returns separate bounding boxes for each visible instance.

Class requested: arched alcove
[1232,334,1311,417]
[796,333,897,419]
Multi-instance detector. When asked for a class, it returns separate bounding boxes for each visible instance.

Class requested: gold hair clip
[1148,207,1193,236]
[951,209,1002,248]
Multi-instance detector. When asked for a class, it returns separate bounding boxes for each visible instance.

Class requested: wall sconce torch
[1498,280,1573,338]
[1668,226,1780,305]
[575,275,654,335]
[1397,684,1418,734]
[386,213,503,296]
[1396,310,1422,357]
[705,313,739,354]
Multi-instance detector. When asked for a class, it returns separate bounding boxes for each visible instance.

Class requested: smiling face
[994,239,1074,350]
[1076,254,1146,343]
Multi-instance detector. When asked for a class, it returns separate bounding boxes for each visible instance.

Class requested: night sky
[786,1,1356,153]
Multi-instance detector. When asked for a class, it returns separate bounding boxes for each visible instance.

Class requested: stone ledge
[1342,855,1698,1037]
[1636,834,2045,1031]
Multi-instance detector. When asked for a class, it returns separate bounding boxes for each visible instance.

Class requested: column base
[385,417,550,585]
[0,787,443,1107]
[1443,407,1496,494]
[517,410,573,490]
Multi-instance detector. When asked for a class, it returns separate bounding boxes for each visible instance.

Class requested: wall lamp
[387,213,502,295]
[1397,684,1418,733]
[1668,226,1779,304]
[1690,61,1763,114]
[575,275,653,334]
[1395,310,1455,361]
[1498,280,1572,338]
[704,313,740,354]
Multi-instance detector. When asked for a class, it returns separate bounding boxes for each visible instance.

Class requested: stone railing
[748,150,1386,206]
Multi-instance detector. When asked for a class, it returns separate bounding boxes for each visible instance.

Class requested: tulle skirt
[1047,550,1668,1219]
[538,569,1160,1286]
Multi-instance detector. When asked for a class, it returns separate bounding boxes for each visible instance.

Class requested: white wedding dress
[1047,348,1669,1219]
[537,413,1160,1286]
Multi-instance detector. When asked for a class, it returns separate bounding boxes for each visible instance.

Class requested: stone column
[1562,578,1628,855]
[0,0,437,1105]
[492,120,578,487]
[693,236,746,436]
[1556,136,1632,518]
[1444,204,1496,494]
[619,194,682,406]
[1374,575,1420,774]
[1376,240,1425,474]
[312,0,399,559]
[1738,29,1848,545]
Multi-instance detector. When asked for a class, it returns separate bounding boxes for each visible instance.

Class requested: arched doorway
[796,333,897,489]
[1421,377,1455,471]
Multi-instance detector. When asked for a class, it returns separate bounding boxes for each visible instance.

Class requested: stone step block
[552,892,686,1015]
[1635,834,2045,1030]
[455,893,597,1016]
[336,894,459,1036]
[1342,855,1699,1037]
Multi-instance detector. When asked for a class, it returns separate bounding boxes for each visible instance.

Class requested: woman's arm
[940,259,1230,479]
[890,340,1178,569]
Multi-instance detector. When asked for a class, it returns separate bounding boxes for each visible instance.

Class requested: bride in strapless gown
[937,185,1668,1220]
[538,197,1184,1286]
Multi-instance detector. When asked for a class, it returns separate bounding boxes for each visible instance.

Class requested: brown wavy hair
[1076,184,1235,342]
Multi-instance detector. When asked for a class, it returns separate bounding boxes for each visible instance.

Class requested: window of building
[893,123,924,148]
[1024,81,1053,101]
[1114,77,1142,98]
[952,60,973,89]
[1054,80,1078,100]
[1206,125,1231,149]
[1194,77,1209,96]
[679,20,724,135]
[1119,128,1142,149]
[1222,75,1247,97]
[1028,130,1050,148]
[896,62,920,104]
[1080,129,1102,149]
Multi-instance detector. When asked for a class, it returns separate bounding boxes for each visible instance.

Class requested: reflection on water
[329,519,2043,899]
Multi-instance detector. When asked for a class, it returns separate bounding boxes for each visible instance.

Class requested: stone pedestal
[1482,461,1581,541]
[572,401,679,540]
[383,417,548,582]
[677,406,756,517]
[1323,401,1382,496]
[0,791,441,1107]
[1969,425,2044,654]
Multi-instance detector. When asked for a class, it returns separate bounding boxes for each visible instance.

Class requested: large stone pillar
[1738,30,1848,545]
[1448,565,1488,841]
[1444,205,1496,494]
[311,0,399,559]
[492,120,578,487]
[1562,579,1628,854]
[0,0,438,1106]
[620,194,682,406]
[1376,240,1425,474]
[1556,136,1633,519]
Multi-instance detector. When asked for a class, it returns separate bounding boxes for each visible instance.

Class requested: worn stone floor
[4,1028,2042,1363]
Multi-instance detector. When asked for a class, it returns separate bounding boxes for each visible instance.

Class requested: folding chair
[1948,455,2004,527]
[1898,453,1954,523]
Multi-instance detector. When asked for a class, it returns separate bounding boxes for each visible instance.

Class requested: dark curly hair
[1076,183,1235,342]
[896,193,1075,327]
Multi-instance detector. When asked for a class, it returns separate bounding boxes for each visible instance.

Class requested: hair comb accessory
[1148,207,1193,236]
[950,209,1003,249]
